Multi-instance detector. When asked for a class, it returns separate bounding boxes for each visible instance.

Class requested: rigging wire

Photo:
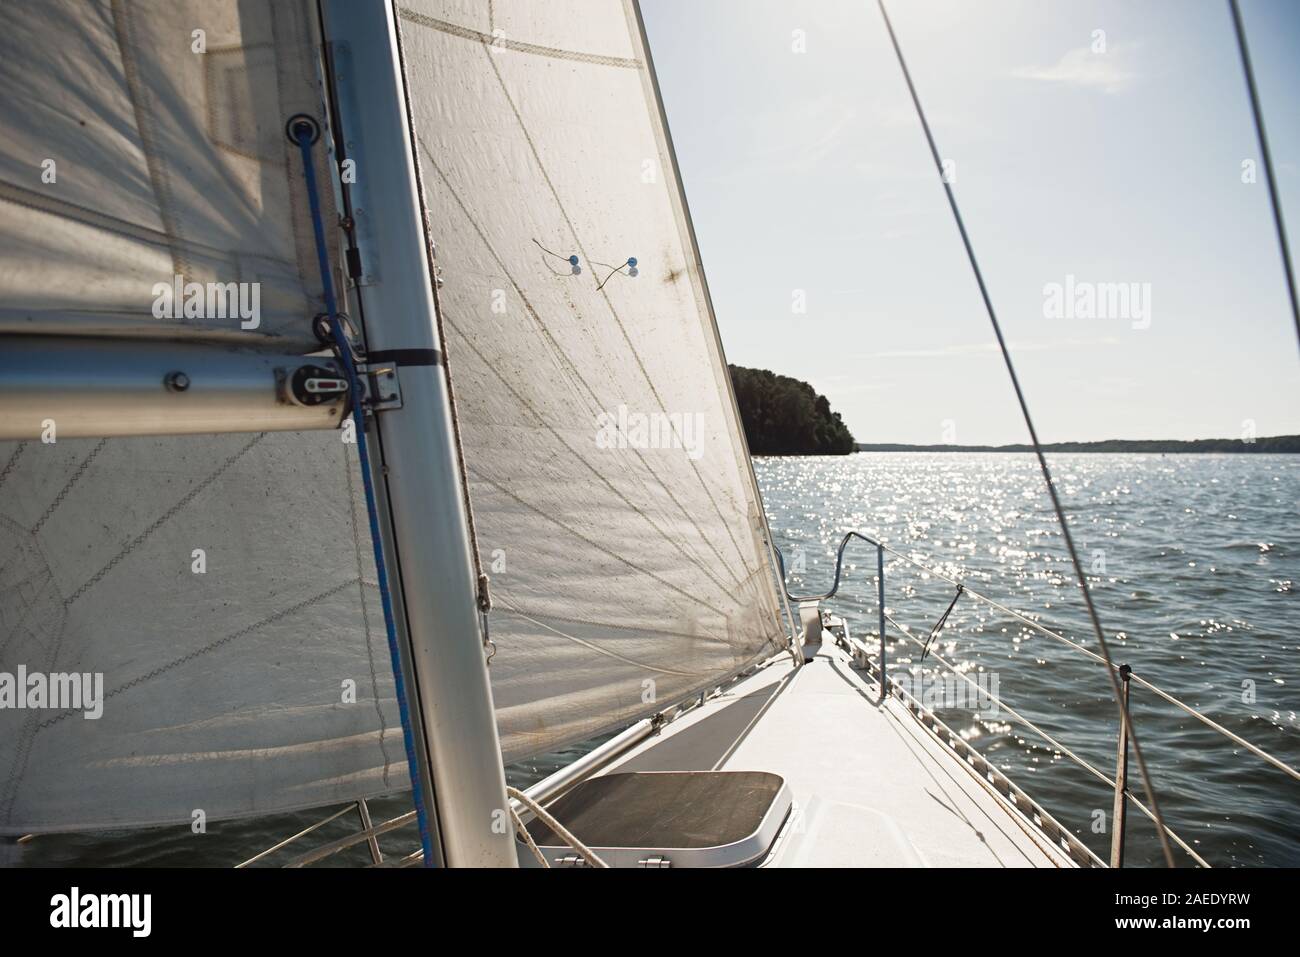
[292,118,436,868]
[1229,0,1300,352]
[878,613,1211,868]
[875,537,1300,784]
[780,532,1300,783]
[873,0,1177,866]
[919,583,962,661]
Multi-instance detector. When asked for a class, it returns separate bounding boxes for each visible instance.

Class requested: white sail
[0,0,791,833]
[0,0,342,346]
[398,0,790,759]
[0,1,400,833]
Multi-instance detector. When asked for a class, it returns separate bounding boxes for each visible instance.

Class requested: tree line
[728,364,855,455]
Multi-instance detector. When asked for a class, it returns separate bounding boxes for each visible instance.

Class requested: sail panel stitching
[0,443,28,493]
[399,9,642,70]
[29,440,108,535]
[64,433,268,606]
[467,465,734,618]
[110,0,190,277]
[443,314,744,600]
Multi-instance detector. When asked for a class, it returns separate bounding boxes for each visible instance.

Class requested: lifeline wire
[293,120,436,868]
[874,0,1176,866]
[880,609,1211,867]
[873,536,1300,784]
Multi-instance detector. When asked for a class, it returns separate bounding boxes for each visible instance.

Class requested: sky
[641,0,1300,445]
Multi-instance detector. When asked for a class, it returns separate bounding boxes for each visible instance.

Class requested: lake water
[758,452,1299,867]
[12,453,1297,867]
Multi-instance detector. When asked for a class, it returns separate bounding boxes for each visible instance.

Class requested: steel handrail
[775,532,886,703]
[234,799,419,869]
[774,530,880,602]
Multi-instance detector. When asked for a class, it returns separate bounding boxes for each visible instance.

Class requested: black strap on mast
[874,0,1177,866]
[1229,0,1300,352]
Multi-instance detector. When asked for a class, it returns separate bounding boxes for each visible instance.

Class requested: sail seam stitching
[0,443,27,493]
[0,433,272,821]
[29,440,108,535]
[110,0,191,277]
[30,579,363,734]
[398,9,642,69]
[64,433,268,606]
[442,315,744,599]
[0,183,298,273]
[496,603,711,678]
[467,465,734,617]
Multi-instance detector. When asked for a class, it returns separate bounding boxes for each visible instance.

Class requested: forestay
[398,0,790,759]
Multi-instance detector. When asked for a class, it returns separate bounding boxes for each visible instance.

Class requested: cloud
[1012,44,1139,94]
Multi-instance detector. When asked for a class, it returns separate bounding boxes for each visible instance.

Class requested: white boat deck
[605,640,1077,868]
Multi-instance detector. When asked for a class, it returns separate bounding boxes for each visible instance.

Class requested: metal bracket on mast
[356,361,403,412]
[311,312,405,414]
[275,357,404,418]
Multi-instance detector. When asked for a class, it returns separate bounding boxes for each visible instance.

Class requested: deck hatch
[521,770,791,868]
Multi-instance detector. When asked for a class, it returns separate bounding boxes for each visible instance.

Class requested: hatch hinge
[638,855,672,869]
[553,854,592,868]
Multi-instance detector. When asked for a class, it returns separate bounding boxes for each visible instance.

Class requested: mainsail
[0,0,395,833]
[0,0,790,834]
[0,0,343,346]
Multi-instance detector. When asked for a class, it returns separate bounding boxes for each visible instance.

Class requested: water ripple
[760,452,1300,867]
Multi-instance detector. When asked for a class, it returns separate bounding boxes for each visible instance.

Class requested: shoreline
[852,438,1299,454]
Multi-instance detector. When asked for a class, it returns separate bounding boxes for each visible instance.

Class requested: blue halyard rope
[292,120,436,867]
